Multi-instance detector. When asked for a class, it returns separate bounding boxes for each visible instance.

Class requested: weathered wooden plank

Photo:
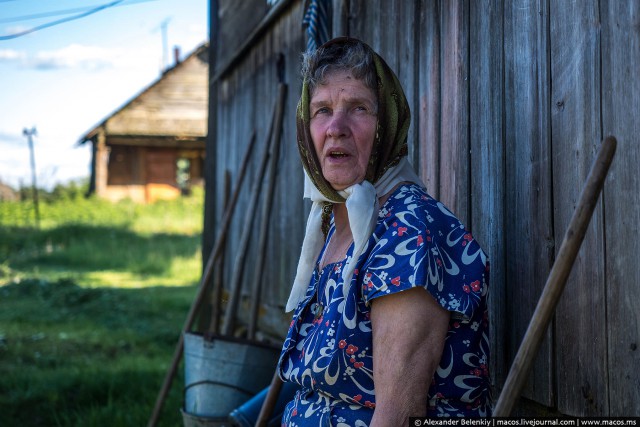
[332,0,348,37]
[417,0,441,198]
[550,0,608,416]
[211,2,306,338]
[469,0,506,391]
[439,0,469,224]
[216,0,269,76]
[346,0,368,41]
[202,0,219,291]
[394,0,419,166]
[494,137,617,417]
[503,0,554,407]
[272,6,306,309]
[342,0,420,166]
[600,0,640,416]
[256,4,306,314]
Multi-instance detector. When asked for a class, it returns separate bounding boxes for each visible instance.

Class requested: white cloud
[0,130,25,145]
[0,44,139,71]
[29,43,121,71]
[0,48,27,62]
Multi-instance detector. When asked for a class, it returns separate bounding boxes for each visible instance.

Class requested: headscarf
[296,37,411,202]
[286,37,424,312]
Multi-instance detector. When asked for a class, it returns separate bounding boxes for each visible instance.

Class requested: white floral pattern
[278,184,492,425]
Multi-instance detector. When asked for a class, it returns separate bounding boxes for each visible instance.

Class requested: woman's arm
[369,287,450,427]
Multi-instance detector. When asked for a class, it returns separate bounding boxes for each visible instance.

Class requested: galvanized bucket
[182,332,280,420]
[180,409,229,427]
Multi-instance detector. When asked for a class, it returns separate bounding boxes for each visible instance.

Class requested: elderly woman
[277,37,491,425]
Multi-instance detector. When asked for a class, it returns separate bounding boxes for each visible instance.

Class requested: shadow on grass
[0,279,197,427]
[2,364,186,427]
[0,223,201,277]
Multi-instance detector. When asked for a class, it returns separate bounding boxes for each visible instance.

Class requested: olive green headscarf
[296,37,411,203]
[286,37,423,312]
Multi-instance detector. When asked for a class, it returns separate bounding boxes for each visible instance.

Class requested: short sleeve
[359,187,489,321]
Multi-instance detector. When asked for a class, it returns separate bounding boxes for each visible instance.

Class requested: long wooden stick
[222,96,281,336]
[147,132,256,427]
[248,83,288,339]
[256,370,284,427]
[207,170,232,335]
[493,136,617,416]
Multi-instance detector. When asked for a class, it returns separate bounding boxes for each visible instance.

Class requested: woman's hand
[369,287,450,426]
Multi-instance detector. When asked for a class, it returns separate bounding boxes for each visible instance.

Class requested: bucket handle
[184,380,256,397]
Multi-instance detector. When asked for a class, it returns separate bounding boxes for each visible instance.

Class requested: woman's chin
[328,179,360,192]
[323,171,365,192]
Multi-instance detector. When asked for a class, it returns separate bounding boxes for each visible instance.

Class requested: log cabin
[79,43,208,203]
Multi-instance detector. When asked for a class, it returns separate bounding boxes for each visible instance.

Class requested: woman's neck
[332,203,351,238]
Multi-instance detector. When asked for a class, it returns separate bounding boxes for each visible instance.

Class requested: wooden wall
[205,0,640,416]
[204,0,308,335]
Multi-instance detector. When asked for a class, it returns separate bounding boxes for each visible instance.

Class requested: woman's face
[309,70,378,191]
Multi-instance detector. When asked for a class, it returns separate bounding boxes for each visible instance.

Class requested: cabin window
[107,146,135,185]
[177,158,191,195]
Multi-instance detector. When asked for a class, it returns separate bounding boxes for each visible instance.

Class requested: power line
[0,0,126,40]
[0,0,157,40]
[0,0,156,23]
[0,5,113,24]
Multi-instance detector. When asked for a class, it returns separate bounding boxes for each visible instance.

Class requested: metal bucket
[180,409,229,427]
[183,332,280,420]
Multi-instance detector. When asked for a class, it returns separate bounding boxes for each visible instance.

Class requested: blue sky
[0,0,208,190]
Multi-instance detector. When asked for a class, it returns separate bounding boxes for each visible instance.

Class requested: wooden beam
[211,0,296,83]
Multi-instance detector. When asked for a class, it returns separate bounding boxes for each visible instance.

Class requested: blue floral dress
[278,184,491,425]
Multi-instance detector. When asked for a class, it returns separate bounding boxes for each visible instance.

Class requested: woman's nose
[326,110,349,138]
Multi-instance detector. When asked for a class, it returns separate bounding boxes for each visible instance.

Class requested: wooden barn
[80,43,209,203]
[201,0,639,417]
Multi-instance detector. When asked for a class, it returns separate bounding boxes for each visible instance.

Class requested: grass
[0,185,205,426]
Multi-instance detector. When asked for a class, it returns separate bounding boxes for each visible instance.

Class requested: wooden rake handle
[256,370,284,426]
[493,136,617,416]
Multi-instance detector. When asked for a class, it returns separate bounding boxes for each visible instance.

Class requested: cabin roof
[78,42,209,145]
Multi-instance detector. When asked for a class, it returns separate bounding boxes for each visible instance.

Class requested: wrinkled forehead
[309,69,376,100]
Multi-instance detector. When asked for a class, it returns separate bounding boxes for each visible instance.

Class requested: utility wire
[0,0,155,24]
[0,0,155,40]
[0,6,114,24]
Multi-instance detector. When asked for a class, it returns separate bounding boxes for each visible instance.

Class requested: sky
[0,0,209,190]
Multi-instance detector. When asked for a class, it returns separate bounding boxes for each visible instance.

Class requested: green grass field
[0,185,204,426]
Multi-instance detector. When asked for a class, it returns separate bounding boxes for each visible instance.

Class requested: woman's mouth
[329,151,348,158]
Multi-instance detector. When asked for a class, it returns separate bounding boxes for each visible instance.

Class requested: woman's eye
[314,107,330,116]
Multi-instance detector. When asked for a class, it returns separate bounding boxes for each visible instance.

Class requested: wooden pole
[256,371,284,427]
[221,95,282,336]
[23,127,40,228]
[147,132,256,427]
[248,83,288,339]
[206,170,231,335]
[493,136,617,416]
